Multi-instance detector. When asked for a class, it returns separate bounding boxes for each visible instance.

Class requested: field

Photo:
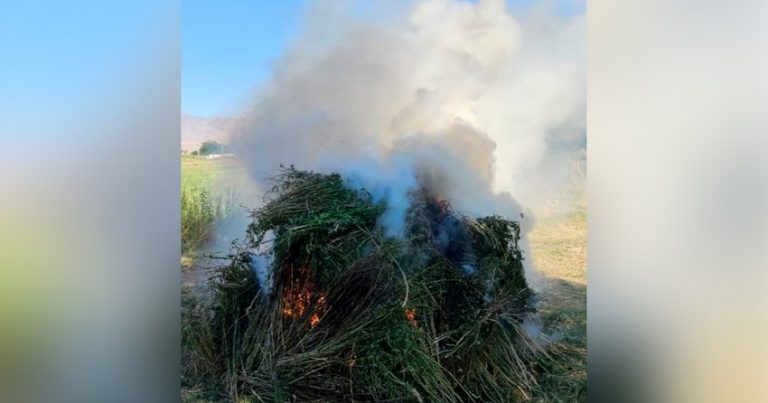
[181,156,587,401]
[181,155,252,191]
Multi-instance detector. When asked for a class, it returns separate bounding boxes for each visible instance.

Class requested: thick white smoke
[233,0,585,236]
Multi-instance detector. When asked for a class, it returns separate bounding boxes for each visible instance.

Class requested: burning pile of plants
[183,167,545,402]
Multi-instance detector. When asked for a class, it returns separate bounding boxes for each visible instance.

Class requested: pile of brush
[183,167,542,402]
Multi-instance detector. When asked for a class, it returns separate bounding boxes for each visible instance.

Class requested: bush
[199,141,223,156]
[181,186,230,255]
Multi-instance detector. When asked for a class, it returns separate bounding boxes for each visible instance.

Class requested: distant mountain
[181,114,243,151]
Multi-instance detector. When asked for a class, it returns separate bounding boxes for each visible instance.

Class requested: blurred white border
[589,0,768,401]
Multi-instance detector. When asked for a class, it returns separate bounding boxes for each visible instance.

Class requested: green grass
[182,155,249,191]
[182,168,538,402]
[181,156,246,261]
[180,157,588,401]
[181,186,232,256]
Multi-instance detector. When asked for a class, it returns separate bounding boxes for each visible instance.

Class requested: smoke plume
[232,0,585,236]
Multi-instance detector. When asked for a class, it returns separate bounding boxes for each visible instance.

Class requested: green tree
[198,141,223,155]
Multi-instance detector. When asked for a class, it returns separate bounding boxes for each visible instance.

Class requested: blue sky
[182,0,584,117]
[0,1,585,127]
[0,1,177,136]
[182,0,308,117]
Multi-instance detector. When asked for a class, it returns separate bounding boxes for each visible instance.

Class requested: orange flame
[309,313,321,328]
[309,295,327,328]
[281,265,326,327]
[405,308,418,327]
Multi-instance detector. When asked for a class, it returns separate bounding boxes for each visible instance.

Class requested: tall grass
[181,186,234,256]
[182,168,540,402]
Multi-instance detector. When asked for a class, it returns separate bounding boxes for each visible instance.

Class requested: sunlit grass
[528,204,587,402]
[181,156,245,260]
[529,207,587,285]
